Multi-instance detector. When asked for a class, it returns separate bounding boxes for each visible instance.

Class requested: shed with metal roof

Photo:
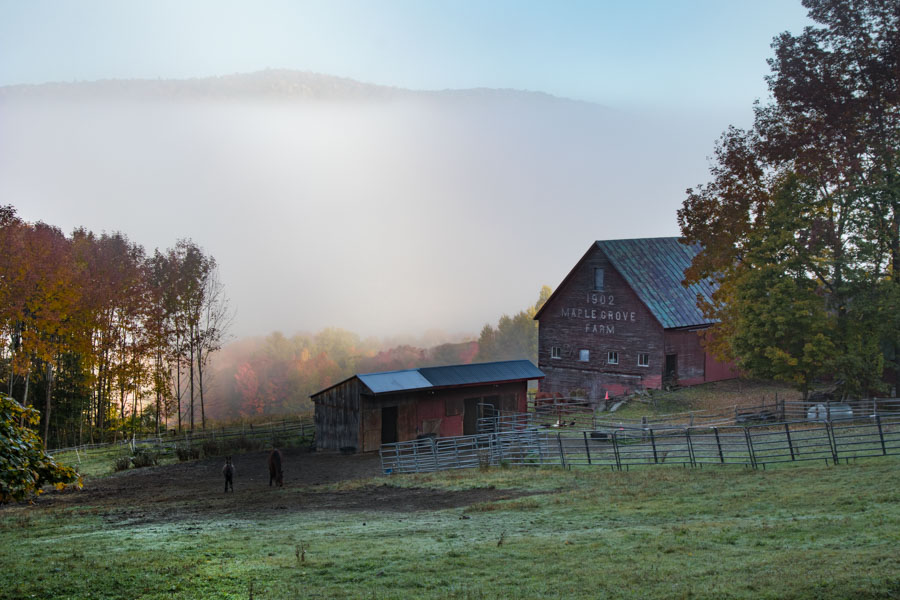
[535,237,735,398]
[310,360,545,452]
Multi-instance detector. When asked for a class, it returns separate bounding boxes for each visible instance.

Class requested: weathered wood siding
[664,329,707,386]
[360,395,418,452]
[312,378,360,451]
[705,350,738,383]
[538,245,665,395]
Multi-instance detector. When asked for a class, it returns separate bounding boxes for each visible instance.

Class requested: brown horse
[223,456,234,493]
[268,449,283,487]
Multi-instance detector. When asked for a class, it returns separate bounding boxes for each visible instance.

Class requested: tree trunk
[189,327,195,432]
[176,336,182,433]
[118,385,126,444]
[198,342,205,430]
[22,368,30,406]
[43,359,54,443]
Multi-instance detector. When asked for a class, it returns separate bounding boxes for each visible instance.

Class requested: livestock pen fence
[380,415,900,474]
[49,416,315,460]
[525,395,900,429]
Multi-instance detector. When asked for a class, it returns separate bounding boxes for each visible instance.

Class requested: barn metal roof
[357,369,434,395]
[418,360,545,388]
[353,359,545,396]
[596,237,716,329]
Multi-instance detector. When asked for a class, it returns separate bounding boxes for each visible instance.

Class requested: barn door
[665,354,678,382]
[463,397,480,435]
[381,406,398,444]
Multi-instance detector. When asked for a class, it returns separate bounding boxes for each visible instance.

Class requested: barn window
[638,352,650,367]
[551,346,562,359]
[607,351,618,365]
[579,349,590,362]
[593,268,605,291]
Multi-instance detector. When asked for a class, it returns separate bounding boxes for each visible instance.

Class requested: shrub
[175,444,200,462]
[114,456,131,472]
[201,438,220,457]
[130,448,159,468]
[227,436,259,453]
[0,395,81,503]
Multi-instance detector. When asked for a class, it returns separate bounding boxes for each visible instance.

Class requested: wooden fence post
[743,427,757,469]
[685,427,695,467]
[649,428,658,464]
[825,422,839,465]
[612,430,622,471]
[784,422,795,461]
[557,433,567,469]
[583,431,592,465]
[714,427,724,464]
[876,415,887,456]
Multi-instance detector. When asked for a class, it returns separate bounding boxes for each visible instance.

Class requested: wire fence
[380,415,900,474]
[49,417,315,457]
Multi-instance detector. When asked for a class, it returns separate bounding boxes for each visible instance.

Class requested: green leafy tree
[0,394,80,504]
[477,286,552,363]
[678,0,900,397]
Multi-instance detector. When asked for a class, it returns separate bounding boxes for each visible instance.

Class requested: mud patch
[23,448,538,524]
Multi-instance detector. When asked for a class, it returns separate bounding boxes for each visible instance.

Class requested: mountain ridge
[0,69,597,108]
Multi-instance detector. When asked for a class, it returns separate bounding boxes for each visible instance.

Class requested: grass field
[2,450,899,599]
[609,379,802,420]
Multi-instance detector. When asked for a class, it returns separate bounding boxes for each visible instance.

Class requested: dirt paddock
[25,447,525,523]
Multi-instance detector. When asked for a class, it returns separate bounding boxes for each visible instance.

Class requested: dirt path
[25,448,522,523]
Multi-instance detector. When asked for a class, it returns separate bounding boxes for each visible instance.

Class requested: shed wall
[313,378,360,451]
[357,381,528,451]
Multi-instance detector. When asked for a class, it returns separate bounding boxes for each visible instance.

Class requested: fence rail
[49,417,315,456]
[381,416,900,474]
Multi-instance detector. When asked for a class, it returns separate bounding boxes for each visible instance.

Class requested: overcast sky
[0,1,813,340]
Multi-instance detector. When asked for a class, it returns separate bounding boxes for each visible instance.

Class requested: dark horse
[223,456,234,493]
[268,449,284,487]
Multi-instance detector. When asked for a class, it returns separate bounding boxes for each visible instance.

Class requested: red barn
[311,360,545,452]
[535,237,735,397]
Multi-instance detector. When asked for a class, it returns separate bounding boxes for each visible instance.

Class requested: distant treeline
[204,330,479,420]
[0,205,230,448]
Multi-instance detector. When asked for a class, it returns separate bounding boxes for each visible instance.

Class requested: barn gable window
[607,351,618,365]
[551,346,562,359]
[579,349,590,362]
[593,268,605,291]
[638,353,650,367]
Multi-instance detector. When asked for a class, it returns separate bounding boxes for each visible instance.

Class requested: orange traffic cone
[604,391,609,400]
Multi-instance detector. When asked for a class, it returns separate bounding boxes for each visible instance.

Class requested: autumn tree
[678,0,900,396]
[0,208,229,445]
[476,286,552,363]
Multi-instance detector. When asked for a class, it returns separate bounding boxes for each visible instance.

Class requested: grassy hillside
[609,378,803,420]
[2,454,898,599]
